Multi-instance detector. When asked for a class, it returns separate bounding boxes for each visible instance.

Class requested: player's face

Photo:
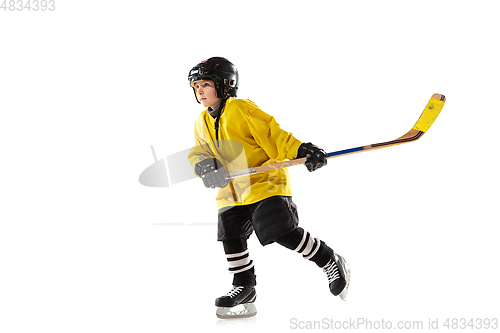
[193,80,221,109]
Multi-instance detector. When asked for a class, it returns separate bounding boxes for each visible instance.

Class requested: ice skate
[215,286,257,319]
[322,253,351,300]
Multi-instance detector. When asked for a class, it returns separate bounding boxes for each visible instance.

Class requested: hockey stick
[225,93,446,180]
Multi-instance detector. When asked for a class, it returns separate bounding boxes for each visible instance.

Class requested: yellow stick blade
[412,94,446,132]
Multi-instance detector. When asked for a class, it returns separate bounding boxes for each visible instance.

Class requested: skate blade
[339,262,351,301]
[216,303,257,319]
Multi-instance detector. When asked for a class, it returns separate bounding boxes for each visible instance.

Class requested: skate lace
[226,286,244,298]
[323,260,340,284]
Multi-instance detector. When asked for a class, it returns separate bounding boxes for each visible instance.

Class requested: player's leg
[248,196,350,300]
[222,237,256,287]
[275,227,350,299]
[215,206,257,319]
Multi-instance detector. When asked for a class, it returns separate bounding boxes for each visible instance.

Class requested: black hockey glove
[195,157,229,189]
[297,142,328,172]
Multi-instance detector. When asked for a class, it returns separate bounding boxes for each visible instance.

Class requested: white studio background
[1,1,499,332]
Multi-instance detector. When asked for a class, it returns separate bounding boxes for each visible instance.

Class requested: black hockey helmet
[188,57,238,103]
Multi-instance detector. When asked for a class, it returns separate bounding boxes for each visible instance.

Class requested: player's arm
[246,107,326,172]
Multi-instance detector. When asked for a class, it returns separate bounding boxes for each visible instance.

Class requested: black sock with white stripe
[275,227,333,268]
[223,238,256,286]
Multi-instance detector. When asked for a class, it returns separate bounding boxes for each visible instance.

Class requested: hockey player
[187,57,350,319]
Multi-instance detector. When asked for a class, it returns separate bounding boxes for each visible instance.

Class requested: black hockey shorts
[217,195,299,246]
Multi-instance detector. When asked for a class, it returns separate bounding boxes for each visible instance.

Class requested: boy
[187,57,350,319]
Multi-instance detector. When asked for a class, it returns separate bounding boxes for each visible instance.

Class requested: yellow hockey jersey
[188,97,302,209]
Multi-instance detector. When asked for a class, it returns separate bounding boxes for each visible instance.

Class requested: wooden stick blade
[367,93,446,150]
